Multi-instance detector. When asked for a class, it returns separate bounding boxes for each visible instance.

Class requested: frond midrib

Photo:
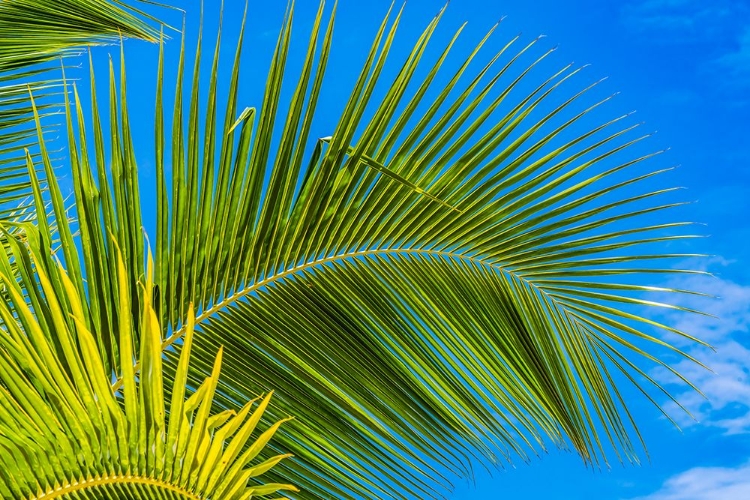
[113,246,504,391]
[114,241,644,392]
[32,473,202,500]
[169,247,509,350]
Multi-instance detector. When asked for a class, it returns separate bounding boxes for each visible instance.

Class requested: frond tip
[0,231,296,500]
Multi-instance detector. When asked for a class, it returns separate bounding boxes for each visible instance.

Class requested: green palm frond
[0,226,296,500]
[0,0,165,219]
[18,1,708,498]
[0,0,160,72]
[0,76,54,217]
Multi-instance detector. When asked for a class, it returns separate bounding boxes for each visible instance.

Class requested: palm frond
[22,1,708,498]
[0,0,161,72]
[0,226,295,500]
[0,0,166,222]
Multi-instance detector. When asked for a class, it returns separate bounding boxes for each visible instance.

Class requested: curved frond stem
[32,474,202,500]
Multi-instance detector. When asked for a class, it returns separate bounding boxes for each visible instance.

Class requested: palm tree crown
[0,1,708,499]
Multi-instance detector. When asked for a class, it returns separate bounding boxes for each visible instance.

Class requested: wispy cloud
[619,1,750,99]
[627,264,750,496]
[627,461,750,500]
[620,0,737,42]
[649,264,750,434]
[715,26,750,86]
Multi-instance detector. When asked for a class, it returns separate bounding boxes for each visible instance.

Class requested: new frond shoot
[0,230,296,500]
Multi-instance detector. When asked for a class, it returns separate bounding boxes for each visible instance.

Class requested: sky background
[79,0,750,498]
[424,3,750,498]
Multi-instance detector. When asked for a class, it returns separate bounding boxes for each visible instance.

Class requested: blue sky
[81,0,750,498]
[429,3,750,498]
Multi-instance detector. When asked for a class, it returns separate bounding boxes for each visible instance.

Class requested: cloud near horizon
[629,268,750,499]
[626,461,750,500]
[648,267,750,435]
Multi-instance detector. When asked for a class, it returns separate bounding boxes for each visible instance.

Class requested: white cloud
[627,462,750,500]
[648,266,750,435]
[659,272,750,345]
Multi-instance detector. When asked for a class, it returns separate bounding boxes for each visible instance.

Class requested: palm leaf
[0,0,160,72]
[22,1,708,498]
[0,0,168,369]
[0,225,296,500]
[0,0,165,221]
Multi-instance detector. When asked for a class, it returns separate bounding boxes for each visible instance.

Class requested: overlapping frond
[0,74,55,217]
[15,1,707,498]
[0,0,164,218]
[0,0,160,72]
[0,226,296,500]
